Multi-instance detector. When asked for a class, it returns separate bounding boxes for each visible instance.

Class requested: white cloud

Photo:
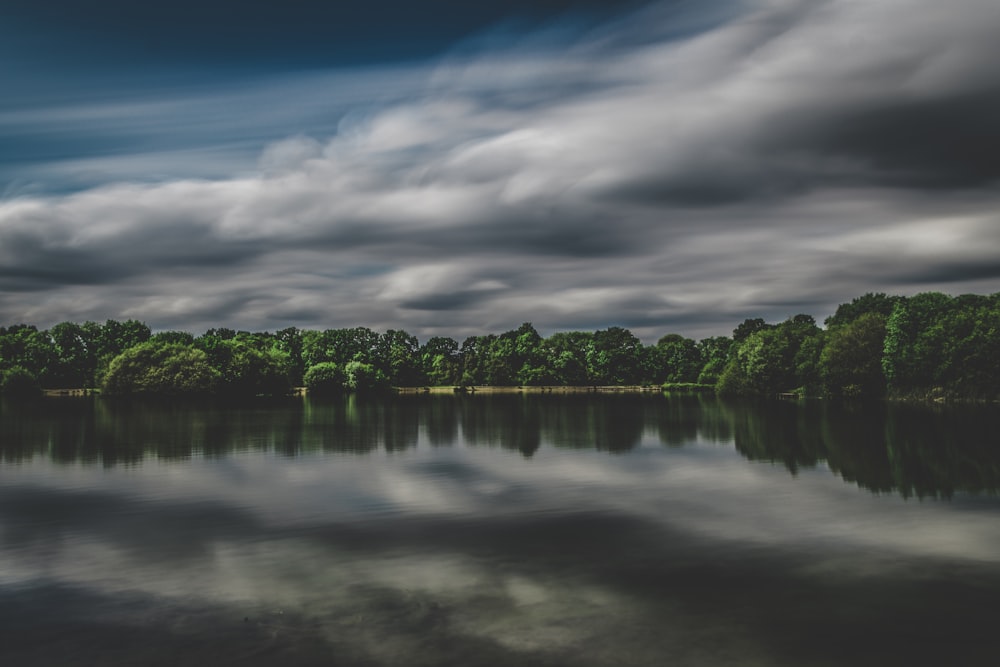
[1,0,999,337]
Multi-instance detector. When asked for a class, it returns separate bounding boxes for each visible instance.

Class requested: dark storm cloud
[896,259,1000,286]
[763,83,1000,191]
[1,0,999,338]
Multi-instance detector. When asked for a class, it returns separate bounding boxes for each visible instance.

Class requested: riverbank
[395,385,667,394]
[40,384,716,398]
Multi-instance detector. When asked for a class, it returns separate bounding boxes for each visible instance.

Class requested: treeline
[717,291,1000,401]
[1,291,999,399]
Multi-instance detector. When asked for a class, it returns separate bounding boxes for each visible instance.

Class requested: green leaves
[102,342,220,396]
[883,293,1000,399]
[6,291,1000,399]
[726,315,822,396]
[303,362,347,395]
[821,313,887,398]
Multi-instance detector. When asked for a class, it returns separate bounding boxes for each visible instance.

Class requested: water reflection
[722,398,1000,498]
[3,394,1000,666]
[2,394,1000,497]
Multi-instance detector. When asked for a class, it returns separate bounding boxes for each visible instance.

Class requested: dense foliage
[102,342,220,396]
[303,362,347,396]
[2,291,1000,399]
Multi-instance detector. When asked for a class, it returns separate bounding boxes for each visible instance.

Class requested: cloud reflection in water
[1,395,1000,665]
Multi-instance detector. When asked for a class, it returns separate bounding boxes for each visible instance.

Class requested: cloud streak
[1,0,999,339]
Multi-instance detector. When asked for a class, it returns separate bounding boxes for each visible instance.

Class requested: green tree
[303,362,347,395]
[510,323,548,385]
[543,332,592,385]
[275,327,306,385]
[715,358,751,396]
[588,327,642,385]
[194,335,292,396]
[47,322,98,388]
[459,335,495,385]
[344,361,390,393]
[223,343,293,397]
[730,315,822,395]
[102,342,220,396]
[0,325,59,387]
[940,295,1000,398]
[376,329,423,386]
[732,318,771,343]
[98,319,152,359]
[821,313,887,397]
[150,330,196,346]
[825,292,901,327]
[696,336,733,385]
[655,334,701,384]
[419,336,460,385]
[882,293,953,395]
[302,327,378,368]
[203,327,237,340]
[92,319,151,384]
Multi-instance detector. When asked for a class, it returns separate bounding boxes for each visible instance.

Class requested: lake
[2,393,999,666]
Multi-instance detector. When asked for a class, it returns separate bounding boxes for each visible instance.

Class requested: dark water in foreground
[2,394,999,666]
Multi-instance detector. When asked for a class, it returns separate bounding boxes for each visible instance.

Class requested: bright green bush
[304,362,346,395]
[344,361,390,393]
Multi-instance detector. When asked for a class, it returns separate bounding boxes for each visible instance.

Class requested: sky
[1,0,999,341]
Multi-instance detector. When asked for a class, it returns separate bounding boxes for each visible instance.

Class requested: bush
[344,361,391,393]
[102,342,221,396]
[304,362,346,396]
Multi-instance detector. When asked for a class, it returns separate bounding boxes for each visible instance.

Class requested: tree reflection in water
[3,393,1000,667]
[2,394,999,498]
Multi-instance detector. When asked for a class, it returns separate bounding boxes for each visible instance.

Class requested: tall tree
[419,336,460,386]
[588,327,642,385]
[821,312,887,397]
[375,329,423,386]
[696,336,733,385]
[543,331,592,385]
[655,334,701,384]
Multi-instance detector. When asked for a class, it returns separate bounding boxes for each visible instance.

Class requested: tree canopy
[3,291,1000,400]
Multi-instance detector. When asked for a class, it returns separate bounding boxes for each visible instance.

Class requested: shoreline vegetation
[3,291,1000,402]
[39,384,713,397]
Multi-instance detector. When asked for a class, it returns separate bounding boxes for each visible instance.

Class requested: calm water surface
[2,394,999,666]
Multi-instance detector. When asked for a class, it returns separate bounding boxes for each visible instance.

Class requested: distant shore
[39,385,677,398]
[395,385,668,394]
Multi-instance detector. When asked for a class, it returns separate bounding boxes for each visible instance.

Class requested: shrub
[344,361,391,393]
[304,362,347,395]
[102,342,221,396]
